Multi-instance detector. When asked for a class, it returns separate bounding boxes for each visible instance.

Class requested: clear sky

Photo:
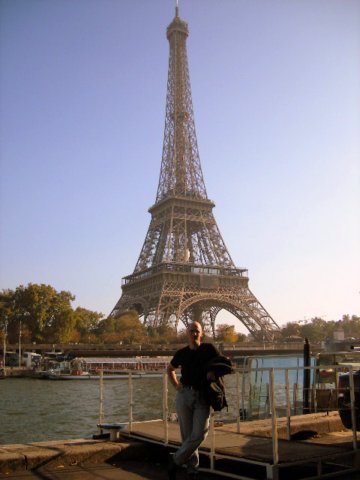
[1,0,359,333]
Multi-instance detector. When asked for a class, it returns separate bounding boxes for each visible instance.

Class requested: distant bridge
[3,342,321,359]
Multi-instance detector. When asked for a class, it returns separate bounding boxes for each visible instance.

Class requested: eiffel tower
[110,4,280,341]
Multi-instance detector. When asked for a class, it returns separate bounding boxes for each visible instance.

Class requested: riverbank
[0,437,147,474]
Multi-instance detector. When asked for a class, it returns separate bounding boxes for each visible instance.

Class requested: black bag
[206,378,228,411]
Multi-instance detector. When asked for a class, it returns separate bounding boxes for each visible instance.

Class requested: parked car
[337,370,360,430]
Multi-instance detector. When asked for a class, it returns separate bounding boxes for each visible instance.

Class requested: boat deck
[121,416,359,480]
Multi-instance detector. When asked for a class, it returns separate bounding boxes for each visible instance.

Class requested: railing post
[348,366,358,451]
[285,368,291,440]
[269,368,279,465]
[99,369,104,427]
[209,410,215,471]
[128,372,133,432]
[311,384,316,413]
[303,339,311,414]
[313,369,318,413]
[293,382,298,415]
[265,383,270,417]
[241,365,247,421]
[163,372,169,445]
[236,371,241,433]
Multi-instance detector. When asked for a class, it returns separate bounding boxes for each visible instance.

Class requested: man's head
[187,321,203,349]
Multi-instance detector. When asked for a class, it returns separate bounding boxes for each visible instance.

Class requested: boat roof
[76,357,172,364]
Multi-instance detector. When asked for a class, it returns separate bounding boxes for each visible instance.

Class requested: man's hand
[167,363,181,390]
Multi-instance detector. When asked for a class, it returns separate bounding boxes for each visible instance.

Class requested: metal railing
[96,365,359,480]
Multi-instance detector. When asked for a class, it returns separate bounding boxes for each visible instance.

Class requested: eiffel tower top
[168,0,188,36]
[167,1,188,36]
[155,1,208,203]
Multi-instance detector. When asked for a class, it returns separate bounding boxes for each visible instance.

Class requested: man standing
[167,321,219,480]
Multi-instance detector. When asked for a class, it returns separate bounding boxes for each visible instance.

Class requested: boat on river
[38,356,171,380]
[39,370,151,380]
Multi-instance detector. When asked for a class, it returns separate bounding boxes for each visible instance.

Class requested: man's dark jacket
[202,355,233,411]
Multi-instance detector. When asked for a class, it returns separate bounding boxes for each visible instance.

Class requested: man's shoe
[168,453,177,480]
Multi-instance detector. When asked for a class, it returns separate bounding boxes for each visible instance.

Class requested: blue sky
[1,0,359,332]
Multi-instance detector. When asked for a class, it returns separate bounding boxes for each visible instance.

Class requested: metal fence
[97,364,359,479]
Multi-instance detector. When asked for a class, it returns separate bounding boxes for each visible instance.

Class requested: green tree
[47,307,75,343]
[98,310,146,344]
[279,321,302,340]
[340,315,360,338]
[299,317,336,343]
[146,323,178,344]
[278,315,360,344]
[0,289,14,343]
[73,307,103,342]
[0,289,13,323]
[1,284,75,343]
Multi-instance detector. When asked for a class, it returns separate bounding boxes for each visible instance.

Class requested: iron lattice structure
[110,7,280,340]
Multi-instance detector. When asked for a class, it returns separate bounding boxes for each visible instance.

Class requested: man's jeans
[173,386,210,472]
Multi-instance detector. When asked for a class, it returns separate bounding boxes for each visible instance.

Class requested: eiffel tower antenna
[110,7,280,340]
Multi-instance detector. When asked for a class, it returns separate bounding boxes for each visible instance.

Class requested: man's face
[187,322,202,348]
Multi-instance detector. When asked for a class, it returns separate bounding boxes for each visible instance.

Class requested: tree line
[0,283,358,345]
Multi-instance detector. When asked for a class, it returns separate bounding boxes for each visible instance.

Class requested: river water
[0,355,307,445]
[0,376,176,445]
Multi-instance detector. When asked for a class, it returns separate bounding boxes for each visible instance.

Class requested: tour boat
[38,356,171,380]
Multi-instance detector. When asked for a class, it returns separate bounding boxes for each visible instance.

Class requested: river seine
[0,376,175,445]
[0,355,305,445]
